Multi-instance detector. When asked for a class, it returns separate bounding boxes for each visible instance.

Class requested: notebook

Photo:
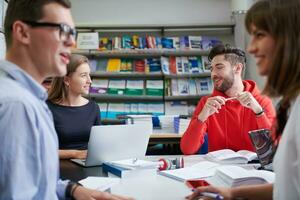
[248,129,274,170]
[71,124,152,167]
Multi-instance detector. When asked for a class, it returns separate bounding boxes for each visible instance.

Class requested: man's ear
[12,21,31,45]
[234,63,243,75]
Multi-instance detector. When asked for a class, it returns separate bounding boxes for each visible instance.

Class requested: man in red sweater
[180,44,276,155]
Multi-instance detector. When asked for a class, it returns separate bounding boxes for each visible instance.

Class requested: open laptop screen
[248,129,274,170]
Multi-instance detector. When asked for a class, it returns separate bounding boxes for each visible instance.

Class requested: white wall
[70,0,232,26]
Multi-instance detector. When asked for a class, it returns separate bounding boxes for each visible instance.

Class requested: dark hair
[4,0,71,48]
[246,0,300,137]
[208,44,246,76]
[48,54,89,103]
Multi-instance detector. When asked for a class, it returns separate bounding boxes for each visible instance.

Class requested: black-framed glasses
[22,20,76,41]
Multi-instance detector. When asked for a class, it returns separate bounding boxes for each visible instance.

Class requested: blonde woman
[47,54,100,159]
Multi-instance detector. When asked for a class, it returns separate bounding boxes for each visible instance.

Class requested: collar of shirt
[0,60,48,101]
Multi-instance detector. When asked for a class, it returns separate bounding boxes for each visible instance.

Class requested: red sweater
[180,80,276,155]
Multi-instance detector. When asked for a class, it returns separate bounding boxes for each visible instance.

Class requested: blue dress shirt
[0,61,68,199]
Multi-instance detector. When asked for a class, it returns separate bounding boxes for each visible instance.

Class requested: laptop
[248,129,274,171]
[71,123,152,167]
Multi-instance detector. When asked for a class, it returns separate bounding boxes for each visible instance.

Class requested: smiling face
[64,63,92,96]
[27,2,75,79]
[210,54,235,92]
[247,24,275,76]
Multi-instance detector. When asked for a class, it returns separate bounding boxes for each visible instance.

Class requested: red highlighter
[185,179,210,189]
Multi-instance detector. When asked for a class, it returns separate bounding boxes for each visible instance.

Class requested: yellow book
[107,59,121,72]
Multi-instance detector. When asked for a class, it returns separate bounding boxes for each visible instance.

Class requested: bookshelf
[73,24,234,119]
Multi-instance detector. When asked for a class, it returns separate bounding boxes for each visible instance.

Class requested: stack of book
[103,159,158,178]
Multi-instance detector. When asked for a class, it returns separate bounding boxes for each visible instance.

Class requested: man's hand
[73,186,134,200]
[198,96,226,122]
[237,92,263,114]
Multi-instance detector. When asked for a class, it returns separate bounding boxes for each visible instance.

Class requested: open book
[158,161,220,182]
[207,165,275,187]
[205,149,258,164]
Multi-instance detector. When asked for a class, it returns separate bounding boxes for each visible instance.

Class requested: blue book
[103,162,157,178]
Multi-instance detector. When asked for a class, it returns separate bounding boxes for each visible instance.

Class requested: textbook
[205,149,258,164]
[103,159,158,178]
[207,165,275,187]
[159,161,220,182]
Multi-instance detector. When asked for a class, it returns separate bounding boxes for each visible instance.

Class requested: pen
[225,97,237,101]
[200,192,224,200]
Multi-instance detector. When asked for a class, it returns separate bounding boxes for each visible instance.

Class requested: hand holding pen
[185,186,230,200]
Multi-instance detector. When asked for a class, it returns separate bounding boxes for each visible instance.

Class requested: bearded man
[180,44,276,154]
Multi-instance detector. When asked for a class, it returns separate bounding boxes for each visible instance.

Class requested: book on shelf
[147,103,164,115]
[165,101,189,116]
[89,59,98,72]
[107,80,126,95]
[169,56,177,74]
[207,165,275,187]
[172,37,180,49]
[181,57,190,73]
[161,56,170,74]
[134,59,146,73]
[188,57,201,73]
[132,35,139,49]
[201,56,211,72]
[179,36,190,49]
[103,159,158,178]
[125,80,144,95]
[205,149,258,164]
[76,32,99,50]
[201,36,222,50]
[171,79,179,96]
[176,57,183,74]
[161,37,174,49]
[195,78,213,95]
[98,103,108,119]
[107,103,125,119]
[112,36,122,50]
[122,35,133,49]
[145,80,163,96]
[188,79,197,95]
[159,161,220,182]
[188,36,202,49]
[99,37,112,51]
[147,58,161,72]
[90,79,109,94]
[106,58,121,72]
[120,58,133,72]
[177,79,189,96]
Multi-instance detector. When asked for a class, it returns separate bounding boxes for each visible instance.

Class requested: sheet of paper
[79,177,120,191]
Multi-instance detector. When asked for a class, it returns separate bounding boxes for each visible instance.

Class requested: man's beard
[213,73,234,93]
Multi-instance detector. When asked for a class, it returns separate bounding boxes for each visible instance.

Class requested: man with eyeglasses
[0,0,131,200]
[180,44,276,155]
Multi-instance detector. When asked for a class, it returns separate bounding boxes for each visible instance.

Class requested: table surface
[60,156,198,200]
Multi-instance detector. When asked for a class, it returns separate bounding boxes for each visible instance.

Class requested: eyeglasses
[22,20,76,41]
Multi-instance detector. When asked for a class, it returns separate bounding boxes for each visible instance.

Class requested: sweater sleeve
[256,95,276,130]
[180,98,208,155]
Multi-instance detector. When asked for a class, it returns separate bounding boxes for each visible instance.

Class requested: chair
[198,134,208,154]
